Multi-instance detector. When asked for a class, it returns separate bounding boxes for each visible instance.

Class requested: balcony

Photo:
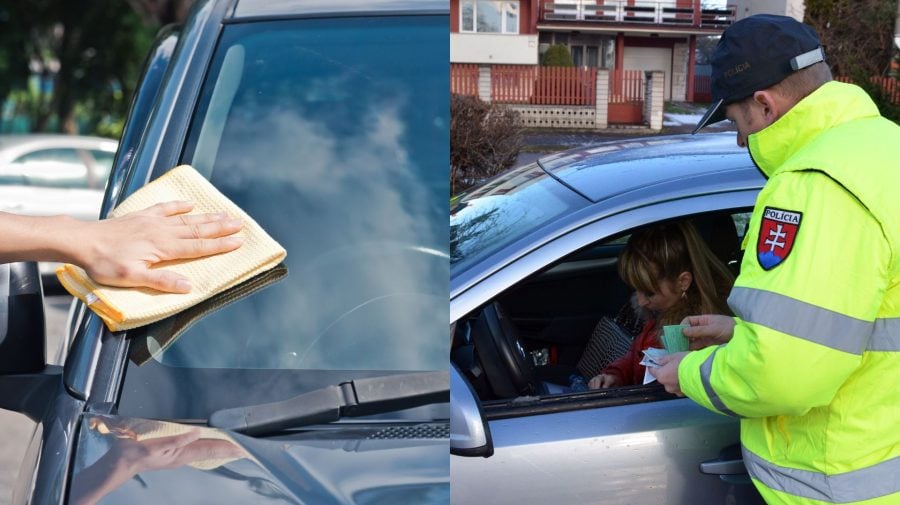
[541,1,735,28]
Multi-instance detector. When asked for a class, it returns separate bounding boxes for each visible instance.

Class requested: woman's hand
[588,373,622,389]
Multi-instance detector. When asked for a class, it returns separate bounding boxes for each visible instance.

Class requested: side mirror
[0,262,60,422]
[0,262,46,373]
[450,364,493,457]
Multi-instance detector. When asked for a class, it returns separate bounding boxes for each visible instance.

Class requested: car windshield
[120,15,448,417]
[450,162,587,275]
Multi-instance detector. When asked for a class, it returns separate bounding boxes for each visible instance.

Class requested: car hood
[69,414,449,505]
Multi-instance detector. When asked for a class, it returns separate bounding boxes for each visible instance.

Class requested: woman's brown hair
[617,220,734,326]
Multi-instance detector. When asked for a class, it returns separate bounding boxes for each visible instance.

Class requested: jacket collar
[747,81,880,177]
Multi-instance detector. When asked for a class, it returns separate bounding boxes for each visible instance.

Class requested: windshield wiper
[207,371,449,435]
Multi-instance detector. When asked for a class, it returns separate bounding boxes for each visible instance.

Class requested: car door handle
[700,458,747,475]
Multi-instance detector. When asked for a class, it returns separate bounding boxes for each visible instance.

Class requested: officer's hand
[649,352,687,396]
[681,314,735,349]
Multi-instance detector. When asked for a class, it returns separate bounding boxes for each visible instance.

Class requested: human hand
[111,431,246,475]
[74,201,243,293]
[648,352,687,396]
[588,373,622,389]
[70,429,247,505]
[681,314,735,350]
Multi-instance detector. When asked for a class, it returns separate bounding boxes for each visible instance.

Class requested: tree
[0,2,32,132]
[805,0,899,122]
[0,0,195,136]
[694,35,719,66]
[804,0,896,77]
[541,44,574,67]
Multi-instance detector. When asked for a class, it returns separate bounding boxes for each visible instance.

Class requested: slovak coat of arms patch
[757,207,802,270]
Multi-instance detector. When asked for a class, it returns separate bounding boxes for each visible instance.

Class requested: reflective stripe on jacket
[678,81,900,505]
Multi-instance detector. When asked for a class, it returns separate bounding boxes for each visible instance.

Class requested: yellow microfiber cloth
[57,165,286,332]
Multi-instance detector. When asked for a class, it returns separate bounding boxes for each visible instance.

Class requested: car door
[450,195,765,505]
[452,388,756,505]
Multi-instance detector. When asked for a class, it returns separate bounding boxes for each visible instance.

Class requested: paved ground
[0,295,71,505]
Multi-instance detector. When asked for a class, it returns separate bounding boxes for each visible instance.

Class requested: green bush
[541,44,573,67]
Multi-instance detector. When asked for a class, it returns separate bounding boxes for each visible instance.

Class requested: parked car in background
[0,1,449,504]
[0,134,117,220]
[450,133,767,504]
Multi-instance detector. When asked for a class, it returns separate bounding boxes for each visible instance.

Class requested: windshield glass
[450,162,586,276]
[120,15,448,418]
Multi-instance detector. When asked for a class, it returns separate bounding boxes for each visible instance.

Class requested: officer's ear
[751,90,786,125]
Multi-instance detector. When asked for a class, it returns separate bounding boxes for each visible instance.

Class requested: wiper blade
[207,371,449,435]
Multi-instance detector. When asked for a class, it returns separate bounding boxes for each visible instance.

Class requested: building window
[461,1,520,34]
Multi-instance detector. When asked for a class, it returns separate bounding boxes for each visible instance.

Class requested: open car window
[451,210,752,411]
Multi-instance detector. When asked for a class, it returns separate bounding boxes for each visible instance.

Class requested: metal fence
[451,64,479,97]
[835,76,900,104]
[491,65,597,105]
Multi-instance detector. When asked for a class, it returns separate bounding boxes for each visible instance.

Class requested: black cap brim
[692,98,725,134]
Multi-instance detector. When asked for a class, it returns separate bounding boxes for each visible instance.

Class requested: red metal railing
[608,69,644,124]
[451,64,480,96]
[491,65,534,103]
[492,65,597,105]
[540,1,734,28]
[693,74,712,102]
[835,75,900,104]
[609,69,644,103]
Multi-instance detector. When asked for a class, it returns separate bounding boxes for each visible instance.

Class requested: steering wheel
[471,302,542,398]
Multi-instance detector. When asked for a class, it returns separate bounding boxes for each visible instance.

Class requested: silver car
[0,134,117,220]
[450,133,767,504]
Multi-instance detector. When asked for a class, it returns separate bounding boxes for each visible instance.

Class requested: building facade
[450,0,734,102]
[733,0,805,22]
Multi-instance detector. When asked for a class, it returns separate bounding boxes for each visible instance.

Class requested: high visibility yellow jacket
[679,81,900,505]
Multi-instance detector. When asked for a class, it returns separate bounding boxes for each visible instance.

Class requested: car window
[126,16,448,379]
[7,148,90,188]
[450,162,587,273]
[454,210,750,405]
[89,149,115,188]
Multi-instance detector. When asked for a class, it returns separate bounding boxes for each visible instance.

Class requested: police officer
[650,14,900,505]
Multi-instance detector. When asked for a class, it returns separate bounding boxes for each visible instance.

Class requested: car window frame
[452,192,760,419]
[452,191,761,322]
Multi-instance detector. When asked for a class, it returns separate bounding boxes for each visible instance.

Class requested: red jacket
[603,319,659,386]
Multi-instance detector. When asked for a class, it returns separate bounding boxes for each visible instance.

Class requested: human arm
[589,321,655,389]
[0,201,242,293]
[682,314,736,349]
[69,430,246,505]
[676,172,886,417]
[648,351,687,395]
[588,372,623,389]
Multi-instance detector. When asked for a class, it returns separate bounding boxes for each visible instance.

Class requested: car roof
[229,0,447,20]
[451,133,766,295]
[0,134,118,163]
[538,132,759,204]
